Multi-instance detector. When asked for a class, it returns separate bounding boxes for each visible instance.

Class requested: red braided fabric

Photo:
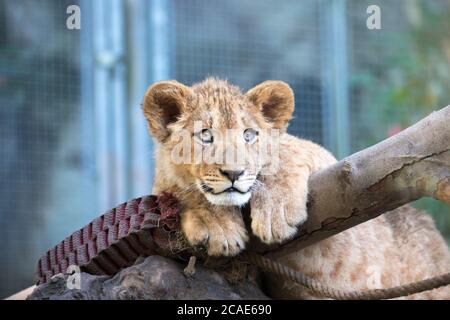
[34,193,182,285]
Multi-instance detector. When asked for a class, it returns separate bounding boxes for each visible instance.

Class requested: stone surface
[28,255,269,300]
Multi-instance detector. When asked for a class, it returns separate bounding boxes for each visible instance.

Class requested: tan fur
[142,77,450,299]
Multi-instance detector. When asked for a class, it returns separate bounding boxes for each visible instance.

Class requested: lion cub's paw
[181,209,248,257]
[251,199,307,244]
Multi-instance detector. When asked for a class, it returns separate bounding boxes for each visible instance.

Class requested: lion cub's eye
[243,128,258,144]
[195,128,214,145]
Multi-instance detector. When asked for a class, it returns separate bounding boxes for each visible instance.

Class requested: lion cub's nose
[219,169,244,183]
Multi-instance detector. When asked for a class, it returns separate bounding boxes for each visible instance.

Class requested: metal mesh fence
[172,0,326,143]
[0,0,97,297]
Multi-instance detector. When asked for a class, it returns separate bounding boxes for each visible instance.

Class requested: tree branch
[265,105,450,259]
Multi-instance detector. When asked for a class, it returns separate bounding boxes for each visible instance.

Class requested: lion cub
[142,77,334,256]
[142,78,450,299]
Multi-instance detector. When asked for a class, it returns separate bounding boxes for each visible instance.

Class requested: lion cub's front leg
[250,167,309,244]
[181,206,248,256]
[250,138,336,244]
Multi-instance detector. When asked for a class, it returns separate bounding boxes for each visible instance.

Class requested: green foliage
[350,1,450,241]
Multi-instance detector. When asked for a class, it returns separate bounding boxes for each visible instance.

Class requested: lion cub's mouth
[198,181,253,206]
[201,183,249,195]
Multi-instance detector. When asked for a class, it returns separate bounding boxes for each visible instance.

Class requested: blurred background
[0,0,449,297]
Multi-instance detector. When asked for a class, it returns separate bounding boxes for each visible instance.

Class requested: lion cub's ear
[246,81,294,131]
[142,80,193,142]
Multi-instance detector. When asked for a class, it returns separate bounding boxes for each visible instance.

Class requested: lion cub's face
[143,78,294,206]
[188,124,261,206]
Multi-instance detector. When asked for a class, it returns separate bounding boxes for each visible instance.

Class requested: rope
[244,252,450,300]
[34,193,450,299]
